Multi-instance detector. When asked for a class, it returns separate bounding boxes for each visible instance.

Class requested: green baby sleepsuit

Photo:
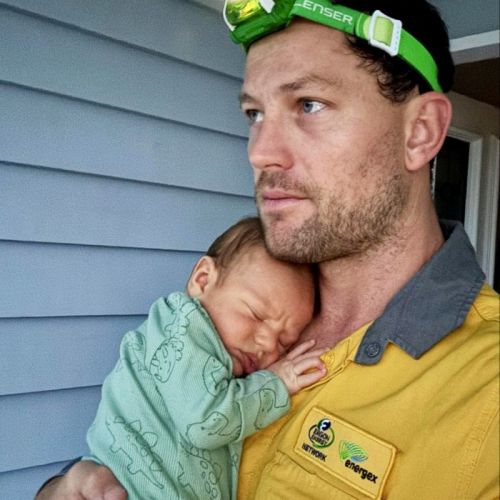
[85,292,290,499]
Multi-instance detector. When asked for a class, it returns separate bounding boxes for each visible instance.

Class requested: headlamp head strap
[224,0,442,92]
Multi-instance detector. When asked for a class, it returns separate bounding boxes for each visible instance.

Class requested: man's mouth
[260,189,307,210]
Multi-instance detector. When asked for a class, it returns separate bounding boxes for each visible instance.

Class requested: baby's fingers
[296,348,329,361]
[296,365,327,389]
[285,339,317,360]
[287,342,330,361]
[293,356,326,376]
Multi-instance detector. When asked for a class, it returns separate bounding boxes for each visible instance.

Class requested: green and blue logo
[339,440,379,483]
[339,440,368,463]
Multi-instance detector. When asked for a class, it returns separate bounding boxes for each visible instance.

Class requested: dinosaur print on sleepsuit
[106,417,164,490]
[178,441,224,499]
[85,292,291,499]
[150,295,198,383]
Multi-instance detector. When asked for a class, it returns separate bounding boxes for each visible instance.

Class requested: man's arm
[35,460,126,500]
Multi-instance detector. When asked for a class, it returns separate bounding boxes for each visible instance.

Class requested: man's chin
[263,234,312,264]
[259,209,301,230]
[260,218,298,258]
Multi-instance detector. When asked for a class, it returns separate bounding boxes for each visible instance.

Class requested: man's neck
[302,211,444,349]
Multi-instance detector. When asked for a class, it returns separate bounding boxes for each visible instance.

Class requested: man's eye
[244,109,263,124]
[302,100,325,114]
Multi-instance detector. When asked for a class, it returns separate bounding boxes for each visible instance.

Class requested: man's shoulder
[442,283,499,375]
[472,283,500,323]
[458,283,499,377]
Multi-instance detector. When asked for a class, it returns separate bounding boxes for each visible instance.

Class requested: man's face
[241,20,411,263]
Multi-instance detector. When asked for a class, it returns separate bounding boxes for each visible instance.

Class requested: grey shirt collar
[355,221,486,365]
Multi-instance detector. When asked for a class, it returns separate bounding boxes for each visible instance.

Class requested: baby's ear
[186,256,218,298]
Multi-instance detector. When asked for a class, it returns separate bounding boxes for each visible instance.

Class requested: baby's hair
[206,216,266,278]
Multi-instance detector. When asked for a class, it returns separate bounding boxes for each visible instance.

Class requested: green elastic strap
[290,1,442,91]
[231,0,441,92]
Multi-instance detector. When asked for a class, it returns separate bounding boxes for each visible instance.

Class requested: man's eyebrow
[239,74,345,106]
[239,91,255,108]
[279,74,345,93]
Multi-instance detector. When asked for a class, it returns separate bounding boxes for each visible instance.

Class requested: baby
[85,216,326,499]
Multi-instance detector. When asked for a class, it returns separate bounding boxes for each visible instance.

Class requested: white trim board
[446,127,483,250]
[480,135,500,285]
[451,30,500,64]
[448,91,499,284]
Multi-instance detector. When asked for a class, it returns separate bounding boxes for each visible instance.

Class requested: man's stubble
[255,131,409,264]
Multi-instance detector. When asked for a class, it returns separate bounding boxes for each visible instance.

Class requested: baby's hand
[267,340,327,395]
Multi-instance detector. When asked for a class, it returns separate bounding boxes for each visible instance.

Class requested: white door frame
[447,99,500,286]
[444,127,499,285]
[445,126,483,250]
[480,135,499,283]
[448,30,499,285]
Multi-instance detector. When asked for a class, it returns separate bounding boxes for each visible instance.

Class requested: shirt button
[365,342,381,358]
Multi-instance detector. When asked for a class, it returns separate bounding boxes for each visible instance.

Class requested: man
[37,0,499,498]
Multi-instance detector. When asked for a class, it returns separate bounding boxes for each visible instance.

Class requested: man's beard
[256,167,409,264]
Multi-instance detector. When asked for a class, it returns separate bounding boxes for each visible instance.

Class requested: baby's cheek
[231,355,243,377]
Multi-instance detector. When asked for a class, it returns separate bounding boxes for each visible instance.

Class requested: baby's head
[187,217,314,376]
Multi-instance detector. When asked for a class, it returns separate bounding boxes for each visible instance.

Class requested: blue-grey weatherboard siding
[0,1,250,498]
[1,0,497,498]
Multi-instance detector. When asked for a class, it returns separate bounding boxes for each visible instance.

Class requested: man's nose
[248,118,293,173]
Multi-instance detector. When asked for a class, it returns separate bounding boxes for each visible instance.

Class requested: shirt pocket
[252,450,361,499]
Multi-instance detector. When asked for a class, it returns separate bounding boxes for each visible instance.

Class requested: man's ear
[186,256,218,298]
[404,92,452,172]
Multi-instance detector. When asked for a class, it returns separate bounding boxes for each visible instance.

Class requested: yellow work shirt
[239,223,499,500]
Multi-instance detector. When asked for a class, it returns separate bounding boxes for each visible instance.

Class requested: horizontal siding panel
[0,316,144,396]
[0,387,99,472]
[0,163,256,250]
[0,0,252,495]
[0,6,246,136]
[0,460,70,500]
[0,242,201,318]
[0,0,245,78]
[0,83,252,196]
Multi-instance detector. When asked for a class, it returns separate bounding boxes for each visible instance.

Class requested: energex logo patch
[339,440,379,484]
[294,408,396,498]
[301,418,335,462]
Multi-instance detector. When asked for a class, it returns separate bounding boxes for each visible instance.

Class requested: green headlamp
[223,0,442,92]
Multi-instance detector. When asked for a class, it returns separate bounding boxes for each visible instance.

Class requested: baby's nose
[256,328,281,363]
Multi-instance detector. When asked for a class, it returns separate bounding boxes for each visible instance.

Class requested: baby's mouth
[240,351,259,374]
